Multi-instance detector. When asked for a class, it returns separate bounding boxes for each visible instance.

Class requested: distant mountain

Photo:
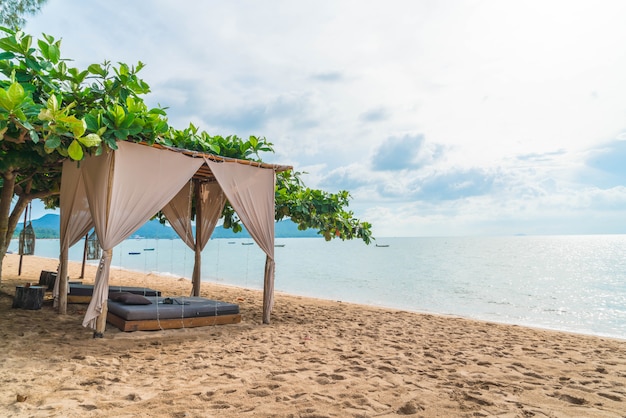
[30,213,60,229]
[12,213,60,238]
[212,219,321,239]
[14,214,321,239]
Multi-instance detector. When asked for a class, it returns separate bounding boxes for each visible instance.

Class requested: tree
[0,27,372,284]
[0,0,48,28]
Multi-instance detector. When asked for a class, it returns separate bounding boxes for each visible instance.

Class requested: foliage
[0,25,373,276]
[0,0,47,29]
[275,171,372,243]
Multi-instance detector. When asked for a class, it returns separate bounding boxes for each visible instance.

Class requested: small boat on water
[275,244,285,247]
[128,252,141,255]
[242,242,254,246]
[143,248,155,251]
[228,241,236,244]
[375,244,390,248]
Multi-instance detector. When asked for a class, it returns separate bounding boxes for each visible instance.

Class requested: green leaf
[37,40,49,59]
[45,135,61,149]
[20,34,32,53]
[0,51,15,60]
[2,82,25,110]
[112,105,125,126]
[88,63,106,77]
[48,44,60,63]
[29,129,39,143]
[25,57,41,72]
[57,146,68,157]
[71,118,86,137]
[42,33,55,44]
[77,133,101,147]
[104,136,118,149]
[38,108,54,121]
[84,113,99,131]
[0,89,12,111]
[57,115,85,137]
[249,136,258,148]
[56,61,67,76]
[148,107,167,116]
[68,139,84,160]
[47,95,59,113]
[0,37,21,54]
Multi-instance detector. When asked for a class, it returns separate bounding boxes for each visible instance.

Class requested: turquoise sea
[10,235,626,340]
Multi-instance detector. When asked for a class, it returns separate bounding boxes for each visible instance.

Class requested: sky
[17,0,626,237]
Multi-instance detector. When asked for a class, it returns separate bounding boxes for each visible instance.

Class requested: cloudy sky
[21,0,626,237]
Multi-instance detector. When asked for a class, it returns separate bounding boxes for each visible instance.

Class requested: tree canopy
[0,0,47,29]
[0,26,372,281]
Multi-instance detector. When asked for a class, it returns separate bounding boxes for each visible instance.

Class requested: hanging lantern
[18,222,36,256]
[86,230,101,260]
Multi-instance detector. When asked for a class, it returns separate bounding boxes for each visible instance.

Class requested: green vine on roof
[0,27,274,161]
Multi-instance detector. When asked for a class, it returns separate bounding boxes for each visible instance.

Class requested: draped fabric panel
[81,142,204,328]
[162,181,226,251]
[55,160,94,306]
[205,159,276,322]
[196,182,227,251]
[162,180,195,249]
[163,180,227,292]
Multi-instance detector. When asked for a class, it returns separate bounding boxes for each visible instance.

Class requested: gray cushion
[110,292,152,305]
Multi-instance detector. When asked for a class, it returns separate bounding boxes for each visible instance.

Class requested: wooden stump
[12,286,45,310]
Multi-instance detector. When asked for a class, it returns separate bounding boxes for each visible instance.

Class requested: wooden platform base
[106,312,242,332]
[68,295,91,304]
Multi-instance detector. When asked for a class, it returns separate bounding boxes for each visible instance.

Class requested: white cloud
[19,0,626,236]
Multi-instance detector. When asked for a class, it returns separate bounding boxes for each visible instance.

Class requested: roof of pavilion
[144,142,293,182]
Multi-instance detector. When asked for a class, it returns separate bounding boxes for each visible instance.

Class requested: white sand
[1,254,625,417]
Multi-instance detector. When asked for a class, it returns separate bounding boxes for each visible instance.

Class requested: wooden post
[58,246,68,315]
[80,233,88,279]
[192,180,202,297]
[94,300,108,338]
[262,255,273,324]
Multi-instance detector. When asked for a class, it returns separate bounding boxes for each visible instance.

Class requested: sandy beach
[1,254,625,417]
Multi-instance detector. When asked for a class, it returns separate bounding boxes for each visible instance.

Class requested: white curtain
[162,180,195,248]
[162,180,226,294]
[55,160,94,307]
[205,159,276,323]
[81,142,204,328]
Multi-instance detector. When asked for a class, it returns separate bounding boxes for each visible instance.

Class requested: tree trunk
[1,171,58,285]
[0,171,17,285]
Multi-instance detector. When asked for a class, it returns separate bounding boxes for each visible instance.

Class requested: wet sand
[1,254,625,417]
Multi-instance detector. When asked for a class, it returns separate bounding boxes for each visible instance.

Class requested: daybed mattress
[107,296,240,321]
[69,284,161,297]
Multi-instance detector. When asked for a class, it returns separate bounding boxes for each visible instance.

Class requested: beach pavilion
[54,140,291,335]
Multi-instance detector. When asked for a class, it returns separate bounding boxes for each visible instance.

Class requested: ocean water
[9,235,626,339]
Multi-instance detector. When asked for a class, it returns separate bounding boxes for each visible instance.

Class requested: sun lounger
[106,296,241,332]
[68,283,161,304]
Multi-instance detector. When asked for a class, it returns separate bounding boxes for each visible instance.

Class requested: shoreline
[1,254,626,417]
[8,252,626,342]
